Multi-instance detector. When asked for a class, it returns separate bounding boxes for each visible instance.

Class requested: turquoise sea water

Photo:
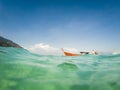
[0,47,120,90]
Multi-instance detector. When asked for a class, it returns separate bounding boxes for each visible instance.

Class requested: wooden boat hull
[61,48,80,56]
[63,51,80,56]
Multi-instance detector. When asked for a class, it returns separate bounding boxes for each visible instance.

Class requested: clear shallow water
[0,47,120,90]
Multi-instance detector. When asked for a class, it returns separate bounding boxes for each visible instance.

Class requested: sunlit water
[0,47,120,90]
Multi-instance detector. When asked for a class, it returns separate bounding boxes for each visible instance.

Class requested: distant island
[0,36,22,48]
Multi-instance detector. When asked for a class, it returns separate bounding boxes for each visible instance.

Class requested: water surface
[0,47,120,90]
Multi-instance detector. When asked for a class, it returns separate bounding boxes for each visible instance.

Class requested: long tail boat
[61,48,81,56]
[61,48,98,56]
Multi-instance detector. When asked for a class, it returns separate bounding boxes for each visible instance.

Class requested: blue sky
[0,0,120,52]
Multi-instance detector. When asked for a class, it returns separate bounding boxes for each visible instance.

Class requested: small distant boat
[61,48,98,56]
[61,48,81,56]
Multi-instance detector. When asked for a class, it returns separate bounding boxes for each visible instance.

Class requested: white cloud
[112,49,120,55]
[27,43,79,55]
[28,43,60,55]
